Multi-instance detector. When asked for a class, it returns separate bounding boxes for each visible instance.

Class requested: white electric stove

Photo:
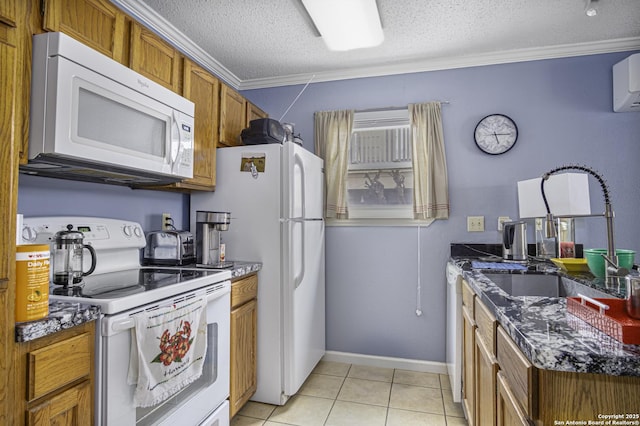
[21,216,231,426]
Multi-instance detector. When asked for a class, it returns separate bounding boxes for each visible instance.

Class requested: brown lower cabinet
[475,328,498,426]
[230,273,258,418]
[496,371,529,426]
[15,322,95,426]
[462,278,640,426]
[461,298,476,425]
[473,287,498,426]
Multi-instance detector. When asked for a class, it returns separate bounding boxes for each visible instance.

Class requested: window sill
[326,218,435,227]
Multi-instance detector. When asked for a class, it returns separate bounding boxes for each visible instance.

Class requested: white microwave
[22,32,195,186]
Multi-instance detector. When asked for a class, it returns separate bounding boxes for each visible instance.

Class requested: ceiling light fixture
[301,0,384,51]
[585,0,599,17]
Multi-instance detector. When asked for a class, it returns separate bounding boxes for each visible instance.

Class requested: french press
[52,224,97,286]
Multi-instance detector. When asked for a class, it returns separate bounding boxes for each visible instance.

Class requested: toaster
[142,230,196,266]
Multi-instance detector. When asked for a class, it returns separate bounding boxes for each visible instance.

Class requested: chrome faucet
[540,164,626,282]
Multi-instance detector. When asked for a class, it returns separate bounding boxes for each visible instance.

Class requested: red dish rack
[567,295,640,345]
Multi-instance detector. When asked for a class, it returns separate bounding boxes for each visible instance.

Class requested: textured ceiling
[115,0,640,89]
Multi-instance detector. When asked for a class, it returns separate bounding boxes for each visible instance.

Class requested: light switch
[467,216,485,232]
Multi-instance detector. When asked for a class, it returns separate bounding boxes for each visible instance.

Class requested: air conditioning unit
[613,53,640,112]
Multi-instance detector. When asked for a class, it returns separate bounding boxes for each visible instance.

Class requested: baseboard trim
[322,351,448,375]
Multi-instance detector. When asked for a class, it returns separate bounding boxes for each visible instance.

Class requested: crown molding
[110,0,241,89]
[239,37,640,90]
[110,0,639,92]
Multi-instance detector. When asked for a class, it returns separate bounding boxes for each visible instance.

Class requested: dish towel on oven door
[127,297,208,407]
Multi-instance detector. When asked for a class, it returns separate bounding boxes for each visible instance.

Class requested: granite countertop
[227,260,262,279]
[15,301,100,343]
[449,256,640,377]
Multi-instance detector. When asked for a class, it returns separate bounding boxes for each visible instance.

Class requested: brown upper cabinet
[246,101,268,127]
[219,84,247,147]
[219,88,268,147]
[0,0,16,26]
[0,0,18,292]
[173,59,220,191]
[3,2,24,421]
[42,0,127,64]
[129,22,181,92]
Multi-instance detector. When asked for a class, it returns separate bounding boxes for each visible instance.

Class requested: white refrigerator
[190,141,325,405]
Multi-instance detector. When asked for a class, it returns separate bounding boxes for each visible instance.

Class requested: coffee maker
[502,221,528,262]
[195,211,233,268]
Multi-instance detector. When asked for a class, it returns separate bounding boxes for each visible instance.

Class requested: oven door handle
[111,317,136,332]
[110,285,230,332]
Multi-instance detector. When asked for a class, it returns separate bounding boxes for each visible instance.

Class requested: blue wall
[17,50,640,363]
[18,174,189,231]
[242,51,640,362]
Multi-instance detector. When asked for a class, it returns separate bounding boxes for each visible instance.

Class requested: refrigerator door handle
[294,152,306,219]
[294,220,306,289]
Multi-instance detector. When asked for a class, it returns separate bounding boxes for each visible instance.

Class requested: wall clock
[473,114,518,155]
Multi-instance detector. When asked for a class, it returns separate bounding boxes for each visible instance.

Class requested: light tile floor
[231,361,468,426]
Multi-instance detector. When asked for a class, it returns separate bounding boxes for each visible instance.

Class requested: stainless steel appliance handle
[503,223,513,249]
[110,285,230,332]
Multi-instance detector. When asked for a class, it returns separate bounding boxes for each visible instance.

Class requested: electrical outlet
[535,218,543,231]
[162,213,172,231]
[467,216,485,232]
[497,216,511,231]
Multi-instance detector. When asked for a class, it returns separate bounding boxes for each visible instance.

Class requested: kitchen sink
[482,273,612,299]
[483,273,561,297]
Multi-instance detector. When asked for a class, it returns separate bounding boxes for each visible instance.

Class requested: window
[346,109,414,219]
[314,103,449,224]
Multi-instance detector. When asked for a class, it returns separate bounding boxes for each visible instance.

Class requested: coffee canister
[15,244,50,322]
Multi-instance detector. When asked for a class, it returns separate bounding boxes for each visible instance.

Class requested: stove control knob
[123,225,133,237]
[134,226,143,238]
[22,226,36,243]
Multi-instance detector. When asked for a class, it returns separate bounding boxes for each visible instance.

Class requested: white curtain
[410,102,449,219]
[314,110,354,219]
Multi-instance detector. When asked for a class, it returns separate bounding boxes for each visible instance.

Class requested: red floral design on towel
[154,320,193,366]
